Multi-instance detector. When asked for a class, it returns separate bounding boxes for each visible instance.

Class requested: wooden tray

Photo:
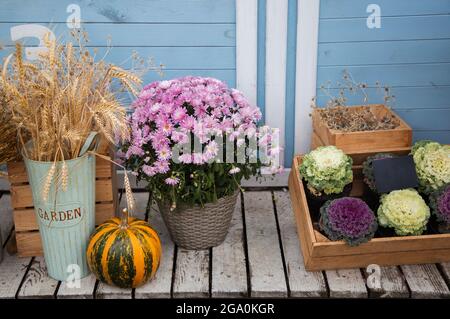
[289,154,450,271]
[7,152,118,257]
[311,104,412,155]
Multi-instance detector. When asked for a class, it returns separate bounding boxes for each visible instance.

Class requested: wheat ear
[60,160,68,192]
[123,171,135,216]
[42,162,56,201]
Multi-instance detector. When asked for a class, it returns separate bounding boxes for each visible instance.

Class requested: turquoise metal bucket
[23,133,98,281]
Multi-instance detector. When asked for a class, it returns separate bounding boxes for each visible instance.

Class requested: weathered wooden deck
[1,188,450,299]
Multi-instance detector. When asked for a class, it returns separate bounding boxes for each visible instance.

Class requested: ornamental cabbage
[299,146,353,195]
[320,197,377,246]
[411,141,450,194]
[362,153,397,193]
[378,189,430,236]
[429,183,450,225]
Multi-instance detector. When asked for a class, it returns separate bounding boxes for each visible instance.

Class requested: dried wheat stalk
[1,31,142,162]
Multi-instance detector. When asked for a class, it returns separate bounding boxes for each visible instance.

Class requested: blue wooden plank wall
[316,0,450,144]
[0,0,236,94]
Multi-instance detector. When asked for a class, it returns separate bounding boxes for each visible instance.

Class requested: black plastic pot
[362,183,381,211]
[303,181,353,221]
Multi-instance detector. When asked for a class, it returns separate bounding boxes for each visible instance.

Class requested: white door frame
[236,0,320,186]
[236,0,320,156]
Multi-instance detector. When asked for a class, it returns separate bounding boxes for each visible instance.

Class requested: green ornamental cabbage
[299,146,353,195]
[411,141,450,194]
[378,189,430,236]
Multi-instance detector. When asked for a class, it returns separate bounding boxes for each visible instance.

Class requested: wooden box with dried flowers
[311,71,413,158]
[288,151,450,271]
[311,104,413,157]
[7,141,118,257]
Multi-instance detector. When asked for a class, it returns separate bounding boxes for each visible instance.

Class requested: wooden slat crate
[7,156,118,257]
[311,104,413,155]
[288,152,450,271]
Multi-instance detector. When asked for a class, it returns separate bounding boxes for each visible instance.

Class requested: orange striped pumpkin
[86,209,161,288]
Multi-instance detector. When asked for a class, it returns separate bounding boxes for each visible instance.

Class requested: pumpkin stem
[120,208,129,229]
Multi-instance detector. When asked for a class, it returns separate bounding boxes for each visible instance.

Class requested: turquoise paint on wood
[0,46,236,70]
[319,15,450,43]
[320,0,450,18]
[284,0,297,167]
[0,22,236,46]
[317,0,450,145]
[316,86,450,110]
[318,39,450,66]
[0,0,237,97]
[257,0,267,122]
[317,64,450,87]
[414,131,450,144]
[0,0,235,23]
[395,109,450,131]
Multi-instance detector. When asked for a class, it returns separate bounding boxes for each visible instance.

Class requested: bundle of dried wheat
[0,89,20,163]
[1,31,142,163]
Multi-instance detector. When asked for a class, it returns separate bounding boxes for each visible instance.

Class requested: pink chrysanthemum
[121,76,282,194]
[165,177,180,186]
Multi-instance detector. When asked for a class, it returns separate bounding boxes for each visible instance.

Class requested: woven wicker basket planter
[158,191,239,250]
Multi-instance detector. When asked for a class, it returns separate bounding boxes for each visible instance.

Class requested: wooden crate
[7,155,118,257]
[311,104,413,154]
[288,153,450,271]
[312,133,412,166]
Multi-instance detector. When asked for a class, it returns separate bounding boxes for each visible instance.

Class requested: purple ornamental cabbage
[430,184,450,225]
[320,197,378,246]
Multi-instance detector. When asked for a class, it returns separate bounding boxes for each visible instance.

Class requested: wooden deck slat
[0,195,14,246]
[363,266,409,298]
[96,283,132,299]
[0,194,31,299]
[135,196,175,299]
[95,191,147,299]
[401,264,450,298]
[244,191,288,297]
[173,249,210,298]
[57,274,97,299]
[325,269,368,298]
[439,263,450,286]
[273,191,327,297]
[211,193,248,297]
[17,257,58,299]
[2,184,450,299]
[0,245,31,299]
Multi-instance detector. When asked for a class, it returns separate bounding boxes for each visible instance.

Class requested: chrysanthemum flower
[165,177,179,186]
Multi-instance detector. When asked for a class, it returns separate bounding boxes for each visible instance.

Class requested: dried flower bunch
[320,197,378,246]
[362,153,397,193]
[312,70,400,132]
[1,31,142,163]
